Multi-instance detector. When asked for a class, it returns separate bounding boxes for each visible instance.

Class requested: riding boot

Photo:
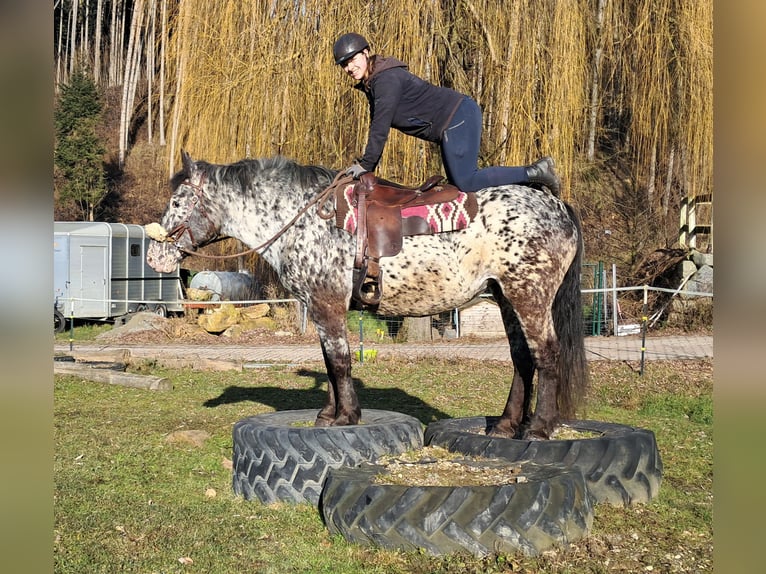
[525,157,561,197]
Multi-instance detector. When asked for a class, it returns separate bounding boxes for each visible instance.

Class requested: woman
[333,33,561,195]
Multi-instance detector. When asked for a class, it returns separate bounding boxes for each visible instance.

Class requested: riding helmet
[333,33,370,65]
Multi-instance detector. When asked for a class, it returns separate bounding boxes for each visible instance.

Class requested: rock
[686,264,713,295]
[186,287,213,301]
[679,260,697,279]
[221,324,244,338]
[240,303,270,319]
[96,312,169,342]
[198,303,240,333]
[691,250,713,268]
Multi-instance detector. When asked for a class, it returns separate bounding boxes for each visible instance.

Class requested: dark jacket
[354,56,464,171]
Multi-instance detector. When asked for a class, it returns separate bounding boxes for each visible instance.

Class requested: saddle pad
[335,184,477,235]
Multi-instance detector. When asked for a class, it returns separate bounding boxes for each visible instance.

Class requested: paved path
[54,334,712,367]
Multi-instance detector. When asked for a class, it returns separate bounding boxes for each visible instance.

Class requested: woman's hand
[344,163,368,179]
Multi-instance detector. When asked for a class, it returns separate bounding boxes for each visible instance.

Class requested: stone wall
[670,249,714,328]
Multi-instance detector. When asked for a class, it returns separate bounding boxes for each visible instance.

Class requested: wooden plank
[53,362,172,390]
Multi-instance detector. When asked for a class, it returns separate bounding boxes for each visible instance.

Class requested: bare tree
[68,0,78,76]
[587,0,606,162]
[119,0,146,167]
[158,0,167,146]
[94,0,104,84]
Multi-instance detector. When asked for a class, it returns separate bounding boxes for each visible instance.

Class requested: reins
[175,171,352,260]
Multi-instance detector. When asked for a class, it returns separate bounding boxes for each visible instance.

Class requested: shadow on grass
[202,368,451,425]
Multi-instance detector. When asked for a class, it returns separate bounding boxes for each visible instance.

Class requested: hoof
[332,411,361,426]
[315,415,334,427]
[487,424,517,439]
[523,428,551,441]
[487,419,518,438]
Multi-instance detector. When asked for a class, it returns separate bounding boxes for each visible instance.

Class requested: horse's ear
[181,150,194,177]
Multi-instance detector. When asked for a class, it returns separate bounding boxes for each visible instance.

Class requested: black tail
[553,203,588,419]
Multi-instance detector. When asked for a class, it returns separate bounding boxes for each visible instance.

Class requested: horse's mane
[170,155,337,194]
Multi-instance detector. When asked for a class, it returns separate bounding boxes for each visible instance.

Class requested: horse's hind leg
[490,289,535,438]
[311,302,361,427]
[494,283,562,439]
[513,304,562,440]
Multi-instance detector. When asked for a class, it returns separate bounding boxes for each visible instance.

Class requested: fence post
[358,310,365,364]
[640,285,648,376]
[612,264,618,336]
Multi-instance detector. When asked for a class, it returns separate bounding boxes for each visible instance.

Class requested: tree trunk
[158,0,167,146]
[647,143,656,208]
[84,0,90,60]
[401,317,433,342]
[147,0,156,142]
[663,146,675,217]
[56,6,65,89]
[587,0,607,162]
[108,0,118,85]
[169,0,192,173]
[94,0,103,84]
[119,0,146,168]
[68,0,78,77]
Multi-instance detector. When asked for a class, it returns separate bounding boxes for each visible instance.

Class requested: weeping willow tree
[60,0,711,251]
[593,0,712,242]
[160,0,592,194]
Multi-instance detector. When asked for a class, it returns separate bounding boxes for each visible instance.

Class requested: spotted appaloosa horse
[147,151,588,439]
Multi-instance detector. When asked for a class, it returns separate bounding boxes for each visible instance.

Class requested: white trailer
[54,222,184,331]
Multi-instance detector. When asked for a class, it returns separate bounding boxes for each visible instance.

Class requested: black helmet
[333,33,369,65]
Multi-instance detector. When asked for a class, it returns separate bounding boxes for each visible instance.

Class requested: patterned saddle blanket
[334,172,478,307]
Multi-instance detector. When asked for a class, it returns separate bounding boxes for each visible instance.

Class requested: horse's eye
[172,200,180,208]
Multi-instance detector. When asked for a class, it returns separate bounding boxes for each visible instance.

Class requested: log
[53,362,172,390]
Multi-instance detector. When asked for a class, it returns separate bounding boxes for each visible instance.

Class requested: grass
[55,321,113,342]
[54,357,712,573]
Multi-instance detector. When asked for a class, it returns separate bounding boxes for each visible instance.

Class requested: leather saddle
[336,172,477,308]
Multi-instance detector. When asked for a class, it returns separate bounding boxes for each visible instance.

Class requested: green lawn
[54,358,712,573]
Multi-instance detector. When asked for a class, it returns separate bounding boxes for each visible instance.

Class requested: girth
[336,172,478,308]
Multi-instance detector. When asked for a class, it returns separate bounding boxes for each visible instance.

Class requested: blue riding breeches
[440,96,527,192]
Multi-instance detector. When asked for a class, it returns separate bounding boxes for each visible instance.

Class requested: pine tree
[54,70,108,221]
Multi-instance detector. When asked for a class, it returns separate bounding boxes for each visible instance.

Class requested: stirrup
[352,263,383,307]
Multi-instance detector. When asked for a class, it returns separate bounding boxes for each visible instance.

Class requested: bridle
[163,174,221,252]
[163,171,352,261]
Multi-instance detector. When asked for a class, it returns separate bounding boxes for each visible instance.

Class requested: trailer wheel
[54,309,66,333]
[153,304,167,317]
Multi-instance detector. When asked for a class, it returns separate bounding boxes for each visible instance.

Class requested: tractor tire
[320,459,593,557]
[425,417,662,506]
[232,409,423,506]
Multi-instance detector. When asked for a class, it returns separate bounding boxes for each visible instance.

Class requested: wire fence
[56,263,713,342]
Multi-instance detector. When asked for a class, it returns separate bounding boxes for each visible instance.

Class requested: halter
[163,171,353,261]
[165,174,221,252]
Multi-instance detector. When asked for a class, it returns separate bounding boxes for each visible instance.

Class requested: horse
[147,151,588,439]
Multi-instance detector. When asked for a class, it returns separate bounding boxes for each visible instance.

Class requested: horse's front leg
[312,306,361,427]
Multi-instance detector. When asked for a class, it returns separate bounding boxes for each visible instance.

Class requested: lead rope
[178,172,353,260]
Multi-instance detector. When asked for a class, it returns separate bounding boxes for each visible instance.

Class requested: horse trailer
[54,221,184,331]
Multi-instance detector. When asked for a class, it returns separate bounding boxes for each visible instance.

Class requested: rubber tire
[424,418,662,506]
[54,309,66,333]
[320,459,593,557]
[232,409,424,506]
[153,304,167,317]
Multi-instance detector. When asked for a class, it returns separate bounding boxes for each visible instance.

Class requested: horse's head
[146,151,220,273]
